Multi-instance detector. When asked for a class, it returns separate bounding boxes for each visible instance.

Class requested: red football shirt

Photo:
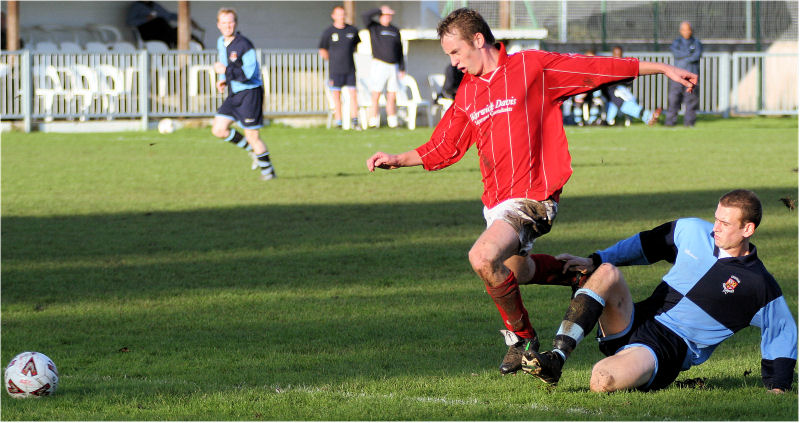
[415,44,639,208]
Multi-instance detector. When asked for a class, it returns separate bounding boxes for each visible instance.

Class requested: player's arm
[318,31,330,60]
[366,150,422,171]
[752,295,798,393]
[558,220,679,273]
[638,61,697,93]
[215,39,227,92]
[362,8,381,26]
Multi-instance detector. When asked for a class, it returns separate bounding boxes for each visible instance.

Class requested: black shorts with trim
[598,284,689,391]
[216,86,264,129]
[328,72,356,89]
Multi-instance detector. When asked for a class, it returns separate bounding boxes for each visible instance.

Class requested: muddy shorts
[483,198,558,256]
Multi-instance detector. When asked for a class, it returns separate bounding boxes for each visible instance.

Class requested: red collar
[464,42,507,83]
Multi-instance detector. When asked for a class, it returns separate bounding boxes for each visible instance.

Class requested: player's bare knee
[468,248,500,283]
[590,366,618,393]
[211,126,228,139]
[587,263,622,287]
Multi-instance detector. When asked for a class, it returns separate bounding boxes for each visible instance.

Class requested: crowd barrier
[0,49,796,132]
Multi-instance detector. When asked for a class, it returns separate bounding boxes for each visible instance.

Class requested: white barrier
[1,49,796,132]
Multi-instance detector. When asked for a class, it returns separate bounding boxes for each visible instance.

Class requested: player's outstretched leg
[485,273,540,374]
[522,287,605,385]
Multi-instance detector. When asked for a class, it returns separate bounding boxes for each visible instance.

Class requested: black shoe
[521,350,564,385]
[499,335,539,374]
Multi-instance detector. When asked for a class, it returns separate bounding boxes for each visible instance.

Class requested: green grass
[1,116,797,420]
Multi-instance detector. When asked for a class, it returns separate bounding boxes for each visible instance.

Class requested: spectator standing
[362,5,405,128]
[665,21,702,127]
[319,5,361,130]
[211,8,276,181]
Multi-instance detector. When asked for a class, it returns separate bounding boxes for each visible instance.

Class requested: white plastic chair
[188,64,216,112]
[96,65,124,117]
[189,40,204,52]
[396,74,432,129]
[88,24,123,44]
[144,40,169,53]
[59,41,83,53]
[111,41,137,53]
[427,73,453,120]
[33,41,59,53]
[356,77,372,129]
[85,41,110,53]
[65,65,98,120]
[34,65,66,121]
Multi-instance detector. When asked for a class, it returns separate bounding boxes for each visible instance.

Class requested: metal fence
[1,49,328,130]
[441,1,798,45]
[1,49,796,131]
[626,51,798,116]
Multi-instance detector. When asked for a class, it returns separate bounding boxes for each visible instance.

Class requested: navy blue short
[597,294,689,391]
[328,72,356,89]
[216,86,264,129]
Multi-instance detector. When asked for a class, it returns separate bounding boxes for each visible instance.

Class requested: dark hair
[719,189,762,228]
[437,8,495,45]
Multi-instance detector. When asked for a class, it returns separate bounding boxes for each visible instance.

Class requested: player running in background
[601,45,662,126]
[211,7,276,181]
[523,189,797,393]
[366,8,698,375]
[319,5,361,130]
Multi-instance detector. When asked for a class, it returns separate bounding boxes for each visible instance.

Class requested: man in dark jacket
[665,21,702,127]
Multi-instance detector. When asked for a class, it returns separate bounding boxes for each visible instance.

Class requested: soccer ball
[157,118,175,134]
[4,352,59,398]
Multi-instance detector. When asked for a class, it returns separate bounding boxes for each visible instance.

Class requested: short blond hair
[217,7,237,23]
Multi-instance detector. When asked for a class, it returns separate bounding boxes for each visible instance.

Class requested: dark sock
[552,288,605,362]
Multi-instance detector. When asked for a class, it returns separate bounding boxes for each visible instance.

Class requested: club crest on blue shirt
[332,33,339,42]
[229,51,238,62]
[722,275,740,294]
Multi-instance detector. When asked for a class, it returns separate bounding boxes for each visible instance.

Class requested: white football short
[368,58,400,93]
[483,198,558,256]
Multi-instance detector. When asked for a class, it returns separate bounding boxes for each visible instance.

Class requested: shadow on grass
[1,187,797,392]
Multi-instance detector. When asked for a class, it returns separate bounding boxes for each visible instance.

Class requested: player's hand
[555,254,594,274]
[398,70,406,80]
[366,152,400,172]
[216,80,227,93]
[767,388,786,394]
[667,66,698,94]
[213,62,227,75]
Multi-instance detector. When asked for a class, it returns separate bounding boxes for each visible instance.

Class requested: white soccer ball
[4,352,59,398]
[157,118,175,134]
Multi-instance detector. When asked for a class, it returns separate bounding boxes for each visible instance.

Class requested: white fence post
[22,50,32,133]
[139,50,149,131]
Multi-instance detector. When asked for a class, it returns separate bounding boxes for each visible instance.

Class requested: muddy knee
[590,365,618,393]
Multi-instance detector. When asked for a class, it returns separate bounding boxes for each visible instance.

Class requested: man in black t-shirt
[319,5,361,130]
[362,5,405,128]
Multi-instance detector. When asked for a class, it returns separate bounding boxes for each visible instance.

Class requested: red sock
[485,272,535,339]
[529,254,568,285]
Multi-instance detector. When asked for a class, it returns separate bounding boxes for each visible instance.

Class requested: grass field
[1,116,798,420]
